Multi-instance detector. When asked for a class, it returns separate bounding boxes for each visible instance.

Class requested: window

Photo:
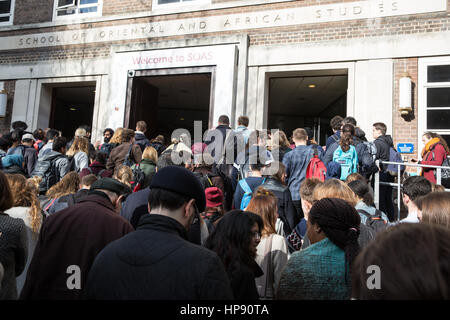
[419,58,450,153]
[152,0,210,9]
[0,0,14,25]
[54,0,102,19]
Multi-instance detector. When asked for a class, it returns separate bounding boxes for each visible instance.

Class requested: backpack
[31,154,65,194]
[306,145,327,182]
[67,156,76,172]
[130,164,146,192]
[99,143,115,156]
[239,178,265,210]
[193,171,216,190]
[123,145,136,167]
[357,209,388,233]
[7,145,26,156]
[363,141,377,161]
[333,145,357,180]
[431,149,450,180]
[387,147,405,177]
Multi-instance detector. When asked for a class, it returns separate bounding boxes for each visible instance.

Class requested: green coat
[132,159,156,189]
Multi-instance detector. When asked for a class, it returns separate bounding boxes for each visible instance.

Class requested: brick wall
[14,0,54,25]
[393,58,419,170]
[0,81,15,134]
[103,0,153,16]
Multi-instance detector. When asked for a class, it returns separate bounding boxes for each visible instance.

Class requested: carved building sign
[0,0,447,51]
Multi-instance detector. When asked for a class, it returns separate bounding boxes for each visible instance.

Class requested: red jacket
[420,142,448,184]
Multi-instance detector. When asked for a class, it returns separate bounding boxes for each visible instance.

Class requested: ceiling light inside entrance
[308,84,316,88]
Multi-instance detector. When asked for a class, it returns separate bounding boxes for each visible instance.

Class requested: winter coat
[7,145,37,176]
[106,142,142,175]
[33,150,69,183]
[255,234,290,299]
[282,145,323,201]
[0,213,28,300]
[326,131,340,151]
[134,132,150,152]
[229,260,263,300]
[1,154,27,177]
[374,135,394,171]
[419,140,448,184]
[120,187,150,229]
[1,165,27,177]
[79,161,112,179]
[4,207,40,297]
[131,158,156,189]
[20,192,134,300]
[192,165,225,192]
[70,151,89,173]
[84,214,233,300]
[278,238,350,300]
[149,142,166,156]
[262,177,299,235]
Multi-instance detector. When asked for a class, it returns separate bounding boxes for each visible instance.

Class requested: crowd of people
[0,115,449,300]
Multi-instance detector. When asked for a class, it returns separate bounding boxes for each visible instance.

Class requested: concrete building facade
[1,0,450,160]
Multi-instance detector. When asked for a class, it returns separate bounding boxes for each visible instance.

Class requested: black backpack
[357,209,388,233]
[193,171,216,190]
[99,143,115,156]
[67,156,76,172]
[130,164,146,192]
[123,145,136,167]
[31,154,65,194]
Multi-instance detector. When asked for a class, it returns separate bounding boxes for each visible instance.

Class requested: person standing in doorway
[134,121,151,152]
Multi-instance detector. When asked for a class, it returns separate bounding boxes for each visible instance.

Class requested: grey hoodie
[38,150,69,182]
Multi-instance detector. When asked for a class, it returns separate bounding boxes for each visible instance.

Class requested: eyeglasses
[252,232,261,240]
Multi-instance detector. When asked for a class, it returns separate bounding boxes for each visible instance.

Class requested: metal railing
[374,160,450,221]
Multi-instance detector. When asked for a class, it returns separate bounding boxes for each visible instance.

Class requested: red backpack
[306,145,327,182]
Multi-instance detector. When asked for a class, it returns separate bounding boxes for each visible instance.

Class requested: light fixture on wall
[399,73,412,115]
[0,82,7,118]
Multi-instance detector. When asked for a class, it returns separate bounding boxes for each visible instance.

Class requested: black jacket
[0,213,27,300]
[374,135,394,170]
[135,132,150,152]
[84,214,234,300]
[262,177,299,235]
[229,260,263,300]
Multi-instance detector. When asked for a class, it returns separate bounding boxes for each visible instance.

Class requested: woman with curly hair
[4,174,43,295]
[205,210,264,300]
[278,198,361,300]
[42,171,80,215]
[66,136,89,173]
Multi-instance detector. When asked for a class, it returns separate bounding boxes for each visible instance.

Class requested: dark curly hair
[204,210,263,277]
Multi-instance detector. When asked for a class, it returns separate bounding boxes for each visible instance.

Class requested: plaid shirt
[282,144,324,201]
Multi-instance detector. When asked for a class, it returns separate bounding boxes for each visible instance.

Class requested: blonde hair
[74,128,87,138]
[109,127,124,144]
[419,192,450,228]
[313,179,358,207]
[114,165,133,187]
[66,136,89,157]
[46,171,80,199]
[142,146,158,163]
[245,187,278,237]
[6,174,42,234]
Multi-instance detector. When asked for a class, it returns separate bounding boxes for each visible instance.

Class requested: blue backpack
[239,178,266,210]
[387,147,405,176]
[333,145,357,180]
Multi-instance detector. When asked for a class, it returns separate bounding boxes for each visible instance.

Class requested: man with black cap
[20,178,134,300]
[85,166,234,300]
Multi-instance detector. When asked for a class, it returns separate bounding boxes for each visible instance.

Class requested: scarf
[421,137,440,158]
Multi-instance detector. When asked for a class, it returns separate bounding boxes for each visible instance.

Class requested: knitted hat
[205,187,224,208]
[150,166,206,212]
[90,177,132,196]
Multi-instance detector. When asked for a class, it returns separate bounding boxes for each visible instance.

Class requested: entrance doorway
[50,84,96,139]
[268,72,348,145]
[125,68,214,141]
